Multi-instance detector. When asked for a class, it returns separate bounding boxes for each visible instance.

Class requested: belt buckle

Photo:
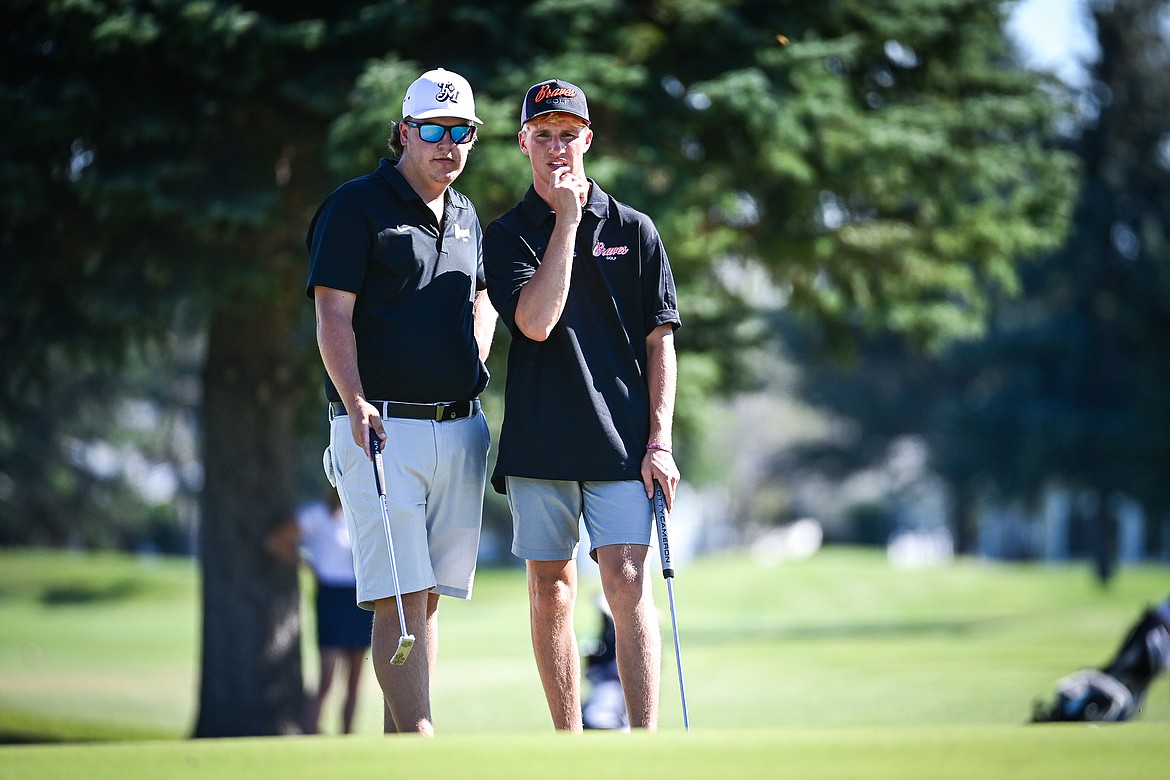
[436,404,448,422]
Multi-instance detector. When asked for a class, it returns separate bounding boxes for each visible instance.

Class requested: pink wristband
[646,443,672,454]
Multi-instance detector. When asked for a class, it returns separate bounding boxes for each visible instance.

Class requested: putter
[654,480,691,731]
[370,431,415,666]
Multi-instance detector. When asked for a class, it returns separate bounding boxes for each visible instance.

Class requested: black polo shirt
[305,159,488,404]
[484,180,680,493]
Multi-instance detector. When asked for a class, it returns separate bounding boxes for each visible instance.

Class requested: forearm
[646,327,677,448]
[641,325,680,507]
[514,220,578,341]
[473,288,498,362]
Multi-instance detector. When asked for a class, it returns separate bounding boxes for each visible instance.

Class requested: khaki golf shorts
[327,410,489,607]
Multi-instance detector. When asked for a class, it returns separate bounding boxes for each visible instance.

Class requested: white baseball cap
[402,68,483,125]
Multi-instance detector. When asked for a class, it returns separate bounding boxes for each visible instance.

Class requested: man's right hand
[349,398,386,461]
[548,166,588,221]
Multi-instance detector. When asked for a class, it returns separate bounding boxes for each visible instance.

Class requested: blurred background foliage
[1,0,1167,567]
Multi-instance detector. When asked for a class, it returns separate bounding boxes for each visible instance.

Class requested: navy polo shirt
[305,159,488,404]
[484,180,680,493]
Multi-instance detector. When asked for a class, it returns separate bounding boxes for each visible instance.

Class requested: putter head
[390,635,416,666]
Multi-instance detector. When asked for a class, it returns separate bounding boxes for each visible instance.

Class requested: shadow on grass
[39,578,145,606]
[0,731,70,745]
[0,718,178,745]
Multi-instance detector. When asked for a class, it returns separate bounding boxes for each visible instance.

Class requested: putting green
[1,725,1167,780]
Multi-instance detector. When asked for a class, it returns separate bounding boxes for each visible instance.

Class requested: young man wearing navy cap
[484,78,681,731]
[306,68,496,736]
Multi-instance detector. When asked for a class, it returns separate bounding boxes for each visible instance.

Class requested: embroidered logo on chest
[454,224,471,242]
[593,241,629,258]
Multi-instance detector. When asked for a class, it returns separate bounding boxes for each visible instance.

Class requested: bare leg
[372,589,434,735]
[425,591,440,678]
[527,559,582,731]
[307,648,342,734]
[596,544,660,730]
[341,648,366,734]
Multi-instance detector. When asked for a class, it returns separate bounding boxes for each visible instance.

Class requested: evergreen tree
[2,0,378,737]
[931,0,1170,570]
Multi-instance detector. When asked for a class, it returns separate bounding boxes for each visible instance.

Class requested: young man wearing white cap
[305,68,495,736]
[484,79,681,731]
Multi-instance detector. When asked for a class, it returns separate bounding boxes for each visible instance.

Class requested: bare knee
[597,545,650,614]
[528,561,576,616]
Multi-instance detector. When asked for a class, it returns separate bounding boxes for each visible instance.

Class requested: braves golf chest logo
[434,81,460,104]
[593,241,629,259]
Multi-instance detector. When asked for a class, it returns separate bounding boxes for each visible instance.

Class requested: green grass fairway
[1,547,1168,777]
[1,725,1167,780]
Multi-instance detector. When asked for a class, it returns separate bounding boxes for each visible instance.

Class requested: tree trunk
[194,293,305,737]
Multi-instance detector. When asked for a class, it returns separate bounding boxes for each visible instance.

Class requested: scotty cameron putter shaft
[371,432,415,666]
[654,480,691,731]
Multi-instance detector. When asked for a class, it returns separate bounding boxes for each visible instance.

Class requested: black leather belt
[330,399,480,422]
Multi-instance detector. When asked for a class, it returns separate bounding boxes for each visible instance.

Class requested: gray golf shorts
[326,409,489,608]
[505,477,653,561]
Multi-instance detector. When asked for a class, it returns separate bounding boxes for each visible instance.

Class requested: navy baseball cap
[520,79,590,126]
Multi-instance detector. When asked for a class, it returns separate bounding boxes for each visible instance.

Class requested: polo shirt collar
[374,158,419,203]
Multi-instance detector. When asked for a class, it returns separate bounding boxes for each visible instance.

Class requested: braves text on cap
[403,68,483,124]
[521,79,590,126]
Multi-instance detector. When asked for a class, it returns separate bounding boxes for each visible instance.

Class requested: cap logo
[534,84,577,103]
[434,81,460,104]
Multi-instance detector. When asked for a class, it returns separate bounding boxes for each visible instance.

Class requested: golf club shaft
[378,497,409,638]
[371,434,409,640]
[665,577,689,731]
[653,481,691,731]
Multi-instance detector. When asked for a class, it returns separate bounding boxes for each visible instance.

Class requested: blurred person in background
[297,491,372,734]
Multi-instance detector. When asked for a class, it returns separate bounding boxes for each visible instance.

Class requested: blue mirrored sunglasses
[404,121,476,144]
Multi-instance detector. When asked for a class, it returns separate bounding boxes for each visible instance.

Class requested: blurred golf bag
[1031,598,1170,722]
[581,597,629,730]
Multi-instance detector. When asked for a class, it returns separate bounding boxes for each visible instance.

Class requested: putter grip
[654,481,675,579]
[370,431,386,497]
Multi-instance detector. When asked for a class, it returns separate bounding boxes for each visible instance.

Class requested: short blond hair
[523,112,588,132]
